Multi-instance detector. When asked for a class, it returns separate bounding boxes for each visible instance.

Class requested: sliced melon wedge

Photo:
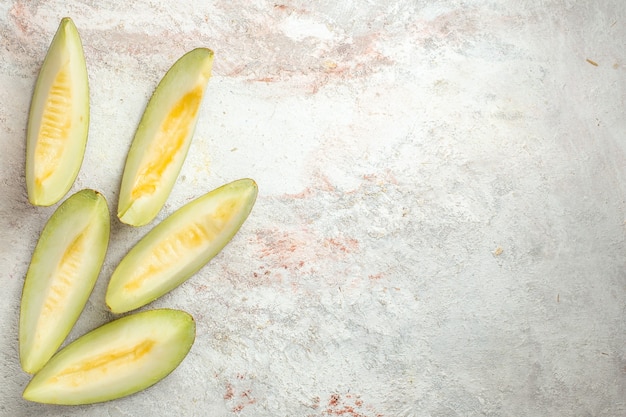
[26,17,89,206]
[107,178,257,314]
[19,189,110,374]
[22,308,195,405]
[117,48,214,226]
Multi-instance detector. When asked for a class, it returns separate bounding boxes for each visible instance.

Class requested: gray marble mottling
[1,1,625,416]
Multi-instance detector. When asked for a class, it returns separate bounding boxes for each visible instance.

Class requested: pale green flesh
[117,48,214,226]
[107,178,258,314]
[26,17,89,207]
[22,309,195,405]
[19,189,109,374]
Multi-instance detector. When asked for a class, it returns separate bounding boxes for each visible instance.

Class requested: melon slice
[117,48,214,226]
[107,178,257,314]
[26,17,89,206]
[19,189,109,374]
[22,309,195,405]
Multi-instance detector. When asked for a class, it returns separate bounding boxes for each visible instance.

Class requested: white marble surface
[1,0,625,416]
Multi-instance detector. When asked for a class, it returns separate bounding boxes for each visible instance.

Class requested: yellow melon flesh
[107,178,258,314]
[22,309,195,405]
[118,48,214,226]
[49,338,156,387]
[34,63,72,186]
[130,87,203,200]
[26,17,89,206]
[19,189,109,374]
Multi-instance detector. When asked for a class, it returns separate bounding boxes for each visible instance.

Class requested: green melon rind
[117,47,214,227]
[26,17,89,207]
[22,309,195,405]
[19,189,110,374]
[106,178,258,314]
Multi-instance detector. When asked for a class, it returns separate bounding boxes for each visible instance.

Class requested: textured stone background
[1,0,625,416]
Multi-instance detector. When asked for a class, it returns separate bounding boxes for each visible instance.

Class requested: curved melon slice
[22,309,195,405]
[20,189,110,374]
[26,17,89,206]
[117,48,214,226]
[107,178,257,314]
